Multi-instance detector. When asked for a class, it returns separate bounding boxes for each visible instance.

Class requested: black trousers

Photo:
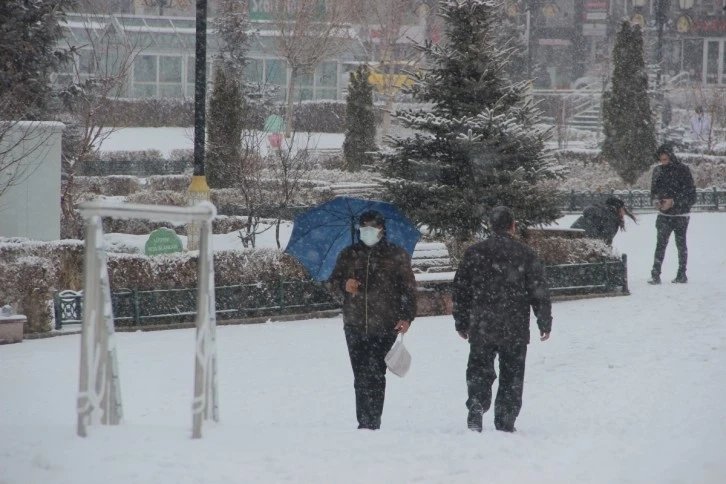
[466,343,527,430]
[651,215,690,277]
[344,326,397,429]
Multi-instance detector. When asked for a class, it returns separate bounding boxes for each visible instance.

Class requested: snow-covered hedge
[554,149,726,191]
[0,239,309,333]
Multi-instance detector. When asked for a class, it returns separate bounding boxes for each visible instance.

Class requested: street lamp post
[187,0,210,251]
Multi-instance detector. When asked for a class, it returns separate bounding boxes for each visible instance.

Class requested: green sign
[250,0,327,21]
[145,228,183,256]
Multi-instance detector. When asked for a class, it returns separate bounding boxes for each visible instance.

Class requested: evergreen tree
[380,0,563,240]
[206,0,249,188]
[207,65,244,188]
[601,22,657,185]
[0,0,74,119]
[343,65,377,172]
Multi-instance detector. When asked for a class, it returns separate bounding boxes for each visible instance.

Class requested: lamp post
[187,0,210,251]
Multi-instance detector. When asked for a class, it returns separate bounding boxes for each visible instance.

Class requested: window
[317,62,337,87]
[134,84,157,98]
[245,58,263,83]
[187,56,195,84]
[159,56,182,82]
[134,55,157,82]
[298,72,314,87]
[265,59,287,85]
[293,87,314,101]
[160,84,183,98]
[315,89,337,100]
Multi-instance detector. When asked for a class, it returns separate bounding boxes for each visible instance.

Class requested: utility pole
[187,0,210,251]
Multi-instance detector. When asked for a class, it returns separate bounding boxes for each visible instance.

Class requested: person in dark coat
[648,143,697,284]
[570,196,637,246]
[453,206,552,433]
[328,210,417,430]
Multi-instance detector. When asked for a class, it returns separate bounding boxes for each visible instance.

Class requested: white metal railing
[75,200,218,439]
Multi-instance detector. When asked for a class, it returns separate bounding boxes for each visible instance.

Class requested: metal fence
[559,188,725,213]
[54,279,337,329]
[54,256,629,329]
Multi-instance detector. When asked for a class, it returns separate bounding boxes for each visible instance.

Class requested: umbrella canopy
[284,196,421,281]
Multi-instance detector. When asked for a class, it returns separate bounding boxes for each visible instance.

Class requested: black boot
[467,402,484,432]
[672,273,688,283]
[648,272,661,285]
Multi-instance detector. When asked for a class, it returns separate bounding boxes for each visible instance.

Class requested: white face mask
[359,226,381,246]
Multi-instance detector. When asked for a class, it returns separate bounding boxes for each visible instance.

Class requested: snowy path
[1,213,725,484]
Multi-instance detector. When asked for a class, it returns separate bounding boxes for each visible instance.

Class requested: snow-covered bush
[0,238,309,333]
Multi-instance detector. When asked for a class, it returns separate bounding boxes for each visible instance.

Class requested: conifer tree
[601,22,657,185]
[380,0,563,240]
[343,65,377,171]
[206,0,249,188]
[207,65,244,188]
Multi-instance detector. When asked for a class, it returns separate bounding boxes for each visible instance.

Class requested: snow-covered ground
[2,212,725,484]
[98,127,345,158]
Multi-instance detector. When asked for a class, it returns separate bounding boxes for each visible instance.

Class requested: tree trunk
[382,94,394,140]
[285,67,298,139]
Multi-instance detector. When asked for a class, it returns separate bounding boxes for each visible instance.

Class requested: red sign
[585,2,608,9]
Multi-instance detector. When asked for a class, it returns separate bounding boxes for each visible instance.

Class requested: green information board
[145,228,183,256]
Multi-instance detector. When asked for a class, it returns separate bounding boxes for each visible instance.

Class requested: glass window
[160,84,183,98]
[78,50,95,74]
[294,87,314,101]
[298,72,314,87]
[315,88,338,100]
[244,58,263,84]
[317,61,337,87]
[134,55,157,82]
[706,40,719,84]
[134,84,156,98]
[187,56,195,83]
[160,56,182,82]
[265,59,287,85]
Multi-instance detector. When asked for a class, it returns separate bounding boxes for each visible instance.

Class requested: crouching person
[453,206,552,433]
[328,210,417,430]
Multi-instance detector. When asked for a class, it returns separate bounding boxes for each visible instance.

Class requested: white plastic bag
[385,335,411,377]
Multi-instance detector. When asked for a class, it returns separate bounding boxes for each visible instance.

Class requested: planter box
[0,315,26,344]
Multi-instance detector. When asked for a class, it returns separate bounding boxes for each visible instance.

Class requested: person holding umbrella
[328,210,418,430]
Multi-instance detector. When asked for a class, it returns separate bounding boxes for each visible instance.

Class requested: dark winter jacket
[570,203,621,245]
[328,239,417,334]
[650,152,696,215]
[453,233,552,346]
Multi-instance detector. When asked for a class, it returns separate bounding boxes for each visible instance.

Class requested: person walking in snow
[648,143,697,284]
[328,210,417,430]
[689,105,711,144]
[571,196,637,246]
[453,206,552,433]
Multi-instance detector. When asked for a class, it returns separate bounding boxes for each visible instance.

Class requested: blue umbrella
[284,196,421,281]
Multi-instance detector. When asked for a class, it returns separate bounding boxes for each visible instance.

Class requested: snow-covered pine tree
[379,0,563,241]
[0,0,74,120]
[343,65,377,172]
[207,64,244,188]
[601,22,657,185]
[206,0,249,188]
